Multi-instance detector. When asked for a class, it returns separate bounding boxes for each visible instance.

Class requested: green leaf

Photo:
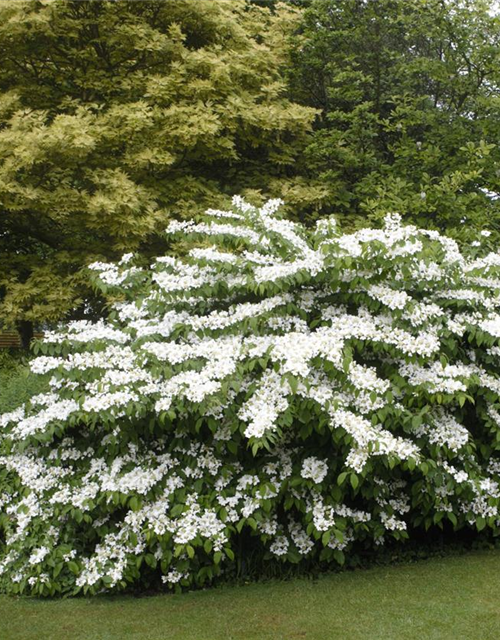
[448,512,458,527]
[337,472,348,486]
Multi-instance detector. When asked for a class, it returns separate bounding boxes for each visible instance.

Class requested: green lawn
[1,550,499,640]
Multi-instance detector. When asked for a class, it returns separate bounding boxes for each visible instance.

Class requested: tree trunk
[17,320,34,351]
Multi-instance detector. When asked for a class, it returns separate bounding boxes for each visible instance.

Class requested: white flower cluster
[301,457,329,484]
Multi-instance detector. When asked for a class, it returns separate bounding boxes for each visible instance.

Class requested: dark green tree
[0,0,318,338]
[289,0,500,239]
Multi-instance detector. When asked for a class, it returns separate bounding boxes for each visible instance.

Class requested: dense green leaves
[0,0,316,328]
[289,0,500,238]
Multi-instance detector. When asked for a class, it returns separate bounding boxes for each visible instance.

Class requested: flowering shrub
[2,196,500,596]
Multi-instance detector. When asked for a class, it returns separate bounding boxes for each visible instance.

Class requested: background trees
[4,0,500,337]
[289,0,500,237]
[0,0,317,337]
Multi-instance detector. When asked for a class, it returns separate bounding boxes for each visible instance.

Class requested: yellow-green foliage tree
[0,0,317,343]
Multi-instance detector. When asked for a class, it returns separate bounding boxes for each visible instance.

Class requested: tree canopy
[4,0,500,333]
[0,0,317,333]
[289,0,500,238]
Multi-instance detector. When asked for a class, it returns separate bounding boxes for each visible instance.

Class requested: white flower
[28,547,50,565]
[301,457,328,483]
[270,535,289,557]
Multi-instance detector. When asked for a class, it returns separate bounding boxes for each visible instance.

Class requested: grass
[0,549,499,640]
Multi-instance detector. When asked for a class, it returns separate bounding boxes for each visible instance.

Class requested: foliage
[2,197,500,596]
[0,352,49,415]
[0,0,317,328]
[289,0,500,239]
